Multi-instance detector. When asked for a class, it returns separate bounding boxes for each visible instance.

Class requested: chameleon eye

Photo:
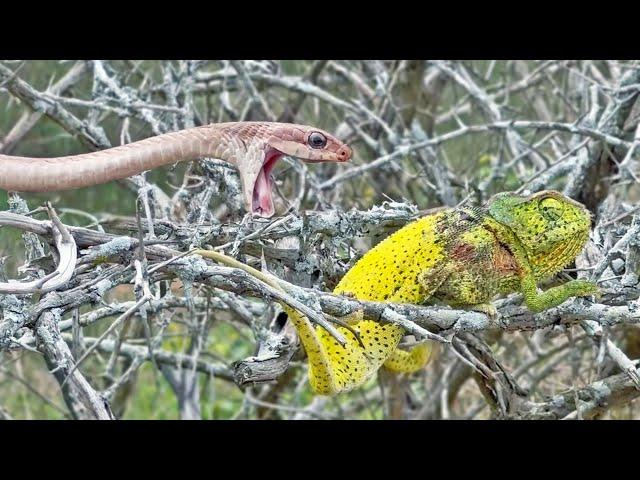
[308,132,327,149]
[540,197,563,221]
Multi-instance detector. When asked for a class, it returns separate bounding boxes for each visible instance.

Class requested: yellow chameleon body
[296,216,440,394]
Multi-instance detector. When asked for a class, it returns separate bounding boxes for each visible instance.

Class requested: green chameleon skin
[288,190,598,395]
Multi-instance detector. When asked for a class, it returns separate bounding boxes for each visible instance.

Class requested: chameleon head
[232,123,352,217]
[487,190,591,276]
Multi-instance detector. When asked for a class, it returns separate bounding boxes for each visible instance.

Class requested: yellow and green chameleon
[196,189,598,395]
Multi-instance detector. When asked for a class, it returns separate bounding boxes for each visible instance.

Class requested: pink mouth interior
[252,148,283,217]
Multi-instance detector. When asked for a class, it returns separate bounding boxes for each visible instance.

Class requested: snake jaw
[249,134,352,217]
[251,147,283,217]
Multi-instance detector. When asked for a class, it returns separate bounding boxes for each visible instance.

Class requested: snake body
[0,122,352,217]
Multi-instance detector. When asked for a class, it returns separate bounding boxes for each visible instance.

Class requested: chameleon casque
[211,189,598,395]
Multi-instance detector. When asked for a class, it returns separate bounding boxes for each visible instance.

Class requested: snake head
[233,123,352,217]
[264,125,352,163]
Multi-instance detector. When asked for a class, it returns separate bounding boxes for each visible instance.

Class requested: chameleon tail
[383,342,433,373]
[281,306,340,395]
[301,319,406,395]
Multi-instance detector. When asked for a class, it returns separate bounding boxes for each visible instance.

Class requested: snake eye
[540,197,563,221]
[308,132,327,149]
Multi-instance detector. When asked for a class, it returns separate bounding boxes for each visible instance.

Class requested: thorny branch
[0,60,639,420]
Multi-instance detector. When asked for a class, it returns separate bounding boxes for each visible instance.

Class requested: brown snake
[0,122,352,217]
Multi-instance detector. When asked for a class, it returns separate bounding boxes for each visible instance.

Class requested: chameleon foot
[469,303,499,320]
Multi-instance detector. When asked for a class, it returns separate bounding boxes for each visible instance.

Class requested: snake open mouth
[252,147,284,217]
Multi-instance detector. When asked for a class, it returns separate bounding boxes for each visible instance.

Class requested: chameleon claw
[470,303,499,320]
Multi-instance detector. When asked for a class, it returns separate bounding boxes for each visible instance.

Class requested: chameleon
[196,190,598,395]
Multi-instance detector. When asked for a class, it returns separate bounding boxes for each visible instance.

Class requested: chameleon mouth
[252,147,284,217]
